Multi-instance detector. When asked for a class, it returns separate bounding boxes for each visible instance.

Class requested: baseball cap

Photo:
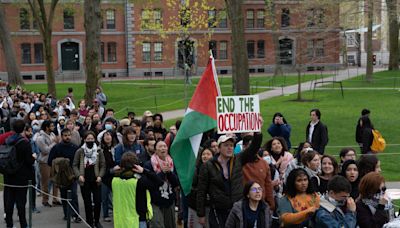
[217,135,235,145]
[143,110,153,117]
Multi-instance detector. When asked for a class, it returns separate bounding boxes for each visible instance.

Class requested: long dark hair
[272,112,288,124]
[340,160,359,182]
[285,168,315,198]
[263,137,288,156]
[358,154,379,179]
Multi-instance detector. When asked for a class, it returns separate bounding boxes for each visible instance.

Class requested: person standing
[268,112,292,149]
[95,86,107,107]
[359,116,375,154]
[36,120,60,207]
[47,128,82,223]
[73,131,106,228]
[306,109,328,154]
[355,109,370,151]
[3,120,35,228]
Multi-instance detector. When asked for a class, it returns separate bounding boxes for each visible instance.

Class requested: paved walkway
[160,67,386,120]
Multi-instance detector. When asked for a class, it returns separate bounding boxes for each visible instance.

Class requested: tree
[225,0,249,95]
[265,0,282,76]
[83,0,102,105]
[0,5,23,86]
[366,0,373,82]
[27,0,58,97]
[386,0,399,70]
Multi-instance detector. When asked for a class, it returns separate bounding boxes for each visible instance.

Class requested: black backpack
[0,138,25,175]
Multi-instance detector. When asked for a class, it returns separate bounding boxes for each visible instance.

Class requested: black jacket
[306,121,328,154]
[4,134,35,186]
[356,201,389,228]
[361,127,373,154]
[196,133,262,217]
[47,141,79,167]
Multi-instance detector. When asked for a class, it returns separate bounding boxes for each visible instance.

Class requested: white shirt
[308,120,319,142]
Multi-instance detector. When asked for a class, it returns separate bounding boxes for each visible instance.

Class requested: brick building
[0,0,340,81]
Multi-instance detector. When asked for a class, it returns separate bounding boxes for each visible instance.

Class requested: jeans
[4,186,28,228]
[101,183,113,218]
[60,181,80,218]
[139,221,147,228]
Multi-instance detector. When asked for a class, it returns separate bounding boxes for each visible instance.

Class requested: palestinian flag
[170,55,221,195]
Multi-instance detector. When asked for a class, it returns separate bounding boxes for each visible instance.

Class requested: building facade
[0,0,340,81]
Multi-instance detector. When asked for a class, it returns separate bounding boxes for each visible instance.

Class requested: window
[347,34,355,46]
[256,10,264,28]
[208,10,217,28]
[209,40,217,59]
[154,42,163,61]
[246,10,254,28]
[257,40,265,58]
[218,10,227,28]
[63,9,74,29]
[307,8,324,27]
[34,43,43,63]
[100,42,105,62]
[307,39,324,58]
[107,42,117,62]
[141,9,162,29]
[106,9,116,29]
[20,8,30,29]
[219,41,227,59]
[307,40,314,58]
[315,39,324,57]
[247,40,255,59]
[142,42,151,62]
[281,8,290,28]
[21,43,31,64]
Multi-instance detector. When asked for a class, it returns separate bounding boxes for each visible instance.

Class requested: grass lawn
[257,70,400,181]
[23,74,329,119]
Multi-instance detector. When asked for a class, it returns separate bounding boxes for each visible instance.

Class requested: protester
[306,108,328,154]
[73,131,106,228]
[284,141,312,183]
[187,146,214,228]
[36,120,60,207]
[3,120,35,228]
[114,127,146,164]
[339,148,357,171]
[355,109,370,152]
[340,160,360,199]
[278,168,320,228]
[356,172,391,228]
[359,115,375,154]
[263,137,293,180]
[318,155,339,194]
[358,154,381,180]
[99,130,119,222]
[300,151,321,193]
[131,119,146,143]
[95,86,107,107]
[153,113,167,140]
[144,140,179,228]
[315,175,357,227]
[113,152,162,228]
[268,112,292,149]
[225,181,272,228]
[47,128,81,223]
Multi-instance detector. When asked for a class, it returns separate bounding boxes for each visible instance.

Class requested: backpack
[0,138,25,175]
[371,129,386,153]
[51,157,75,188]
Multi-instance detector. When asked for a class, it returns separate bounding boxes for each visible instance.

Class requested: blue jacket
[114,143,145,164]
[267,123,292,149]
[315,197,357,228]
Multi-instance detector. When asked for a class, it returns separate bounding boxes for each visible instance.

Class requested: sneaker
[73,217,82,223]
[42,202,52,207]
[94,222,103,228]
[103,217,111,222]
[32,208,41,213]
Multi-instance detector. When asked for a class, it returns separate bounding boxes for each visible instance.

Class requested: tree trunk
[386,0,399,70]
[265,0,282,76]
[43,31,56,97]
[366,0,373,82]
[27,0,58,97]
[0,6,23,86]
[225,0,249,95]
[84,0,102,105]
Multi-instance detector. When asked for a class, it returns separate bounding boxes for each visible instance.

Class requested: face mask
[32,125,40,131]
[328,196,346,207]
[263,156,272,164]
[105,124,113,130]
[86,141,95,149]
[51,118,57,122]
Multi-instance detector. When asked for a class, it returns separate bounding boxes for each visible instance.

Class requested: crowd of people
[1,85,395,228]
